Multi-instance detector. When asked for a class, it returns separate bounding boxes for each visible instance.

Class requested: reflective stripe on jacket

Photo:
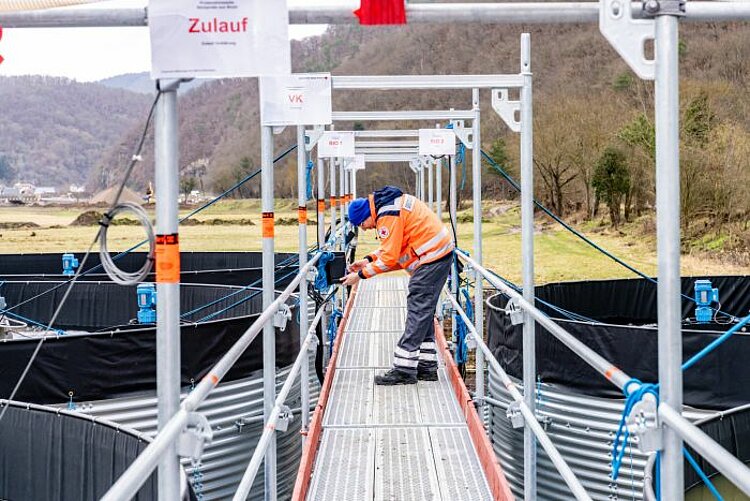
[358,193,454,279]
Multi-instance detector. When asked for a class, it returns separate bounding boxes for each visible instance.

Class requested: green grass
[0,200,745,283]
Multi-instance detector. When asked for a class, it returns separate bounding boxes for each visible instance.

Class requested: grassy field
[0,200,746,283]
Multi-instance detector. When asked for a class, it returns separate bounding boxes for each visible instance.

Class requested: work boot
[374,368,417,386]
[417,368,439,381]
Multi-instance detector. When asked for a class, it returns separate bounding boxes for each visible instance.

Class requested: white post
[520,33,537,501]
[655,12,684,501]
[471,88,485,404]
[154,79,181,501]
[260,125,277,500]
[428,158,434,210]
[436,123,443,222]
[296,126,310,440]
[449,154,458,342]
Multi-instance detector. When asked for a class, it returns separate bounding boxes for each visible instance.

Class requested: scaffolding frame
[3,2,750,500]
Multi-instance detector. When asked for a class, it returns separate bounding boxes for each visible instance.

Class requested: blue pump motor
[62,253,79,276]
[694,279,719,323]
[137,283,157,323]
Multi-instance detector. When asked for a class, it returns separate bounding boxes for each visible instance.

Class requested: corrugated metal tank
[487,370,712,500]
[68,304,321,501]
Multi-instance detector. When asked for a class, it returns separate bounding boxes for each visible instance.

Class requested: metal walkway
[297,275,503,501]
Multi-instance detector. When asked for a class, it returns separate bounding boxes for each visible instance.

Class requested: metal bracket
[449,120,473,149]
[626,393,663,453]
[537,414,552,431]
[466,333,477,351]
[505,298,525,326]
[408,158,420,173]
[177,412,213,460]
[272,126,286,135]
[274,304,292,331]
[506,401,525,429]
[600,0,655,80]
[276,405,294,432]
[307,335,319,354]
[491,89,521,133]
[305,125,325,151]
[418,156,432,170]
[306,266,319,284]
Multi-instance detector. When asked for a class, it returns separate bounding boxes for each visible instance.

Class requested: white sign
[259,73,333,126]
[419,129,456,156]
[344,154,366,171]
[149,0,291,79]
[318,132,355,158]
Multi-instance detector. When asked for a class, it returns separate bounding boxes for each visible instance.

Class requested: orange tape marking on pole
[317,199,326,212]
[155,234,180,283]
[298,206,308,225]
[262,211,274,238]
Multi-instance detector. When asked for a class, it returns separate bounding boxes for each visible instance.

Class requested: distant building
[34,187,57,196]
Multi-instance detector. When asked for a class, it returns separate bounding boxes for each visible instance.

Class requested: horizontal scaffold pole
[2,3,750,28]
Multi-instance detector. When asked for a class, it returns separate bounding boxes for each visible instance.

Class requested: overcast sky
[0,0,355,82]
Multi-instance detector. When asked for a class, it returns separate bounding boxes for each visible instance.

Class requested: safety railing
[455,249,750,499]
[101,245,334,500]
[444,286,592,501]
[232,305,326,501]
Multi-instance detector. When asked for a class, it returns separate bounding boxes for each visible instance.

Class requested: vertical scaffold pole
[352,168,358,199]
[260,125,277,500]
[317,155,329,367]
[655,13,684,501]
[420,165,426,201]
[154,79,181,501]
[520,33,537,501]
[415,170,419,196]
[339,159,347,306]
[472,88,485,404]
[428,158,434,210]
[330,158,337,248]
[436,124,443,222]
[449,153,458,341]
[296,126,310,440]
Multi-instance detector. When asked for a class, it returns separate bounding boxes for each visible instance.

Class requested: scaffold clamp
[626,393,662,453]
[276,405,294,432]
[307,335,319,354]
[506,401,525,429]
[177,412,213,460]
[505,298,525,326]
[274,304,292,331]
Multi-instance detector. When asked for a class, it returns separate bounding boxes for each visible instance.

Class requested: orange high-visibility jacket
[358,193,454,279]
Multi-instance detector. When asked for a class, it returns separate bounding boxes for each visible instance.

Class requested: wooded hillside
[0,76,151,186]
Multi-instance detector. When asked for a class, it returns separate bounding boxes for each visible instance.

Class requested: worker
[341,186,454,385]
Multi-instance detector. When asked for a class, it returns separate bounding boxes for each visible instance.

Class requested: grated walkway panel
[307,275,493,500]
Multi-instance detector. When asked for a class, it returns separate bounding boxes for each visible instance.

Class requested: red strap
[354,0,407,25]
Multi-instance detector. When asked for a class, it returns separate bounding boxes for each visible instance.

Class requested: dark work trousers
[393,253,452,375]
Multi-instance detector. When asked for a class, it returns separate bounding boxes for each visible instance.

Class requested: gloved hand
[340,272,361,287]
[348,259,368,272]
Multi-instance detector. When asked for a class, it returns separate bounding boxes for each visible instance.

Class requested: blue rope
[314,252,336,293]
[457,143,467,190]
[684,448,724,501]
[195,270,298,323]
[611,378,659,481]
[327,308,343,356]
[180,251,303,320]
[306,160,315,201]
[681,313,750,372]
